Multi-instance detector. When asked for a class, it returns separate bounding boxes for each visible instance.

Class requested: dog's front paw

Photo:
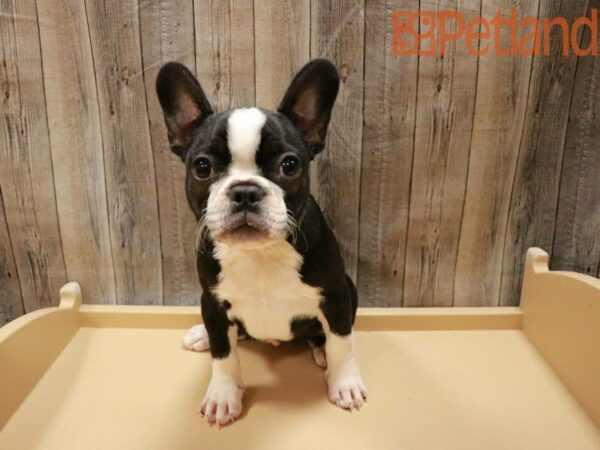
[182,324,209,352]
[200,377,244,426]
[327,362,367,410]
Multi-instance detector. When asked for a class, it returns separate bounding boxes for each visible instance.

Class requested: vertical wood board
[85,0,162,305]
[357,0,418,306]
[139,0,199,305]
[0,187,23,325]
[254,1,310,109]
[37,0,117,304]
[500,0,590,306]
[311,0,365,282]
[404,0,480,307]
[454,0,540,306]
[553,0,600,278]
[0,0,67,310]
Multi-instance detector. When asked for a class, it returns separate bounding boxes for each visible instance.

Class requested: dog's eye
[192,157,212,179]
[280,155,300,177]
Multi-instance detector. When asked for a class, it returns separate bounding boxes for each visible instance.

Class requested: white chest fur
[212,240,323,341]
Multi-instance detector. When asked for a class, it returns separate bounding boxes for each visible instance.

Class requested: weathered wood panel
[85,0,162,304]
[195,0,256,110]
[139,0,198,305]
[0,2,599,318]
[357,0,417,307]
[553,0,600,278]
[310,0,365,281]
[500,0,590,306]
[0,0,67,311]
[0,187,23,325]
[254,0,310,109]
[37,0,116,304]
[403,0,480,307]
[454,0,540,306]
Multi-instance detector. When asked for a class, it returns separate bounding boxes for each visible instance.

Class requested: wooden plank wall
[0,0,67,322]
[1,0,599,324]
[139,0,197,305]
[553,0,600,277]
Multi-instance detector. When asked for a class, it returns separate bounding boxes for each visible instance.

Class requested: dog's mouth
[219,212,270,242]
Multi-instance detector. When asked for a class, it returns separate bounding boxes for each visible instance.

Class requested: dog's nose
[228,183,265,209]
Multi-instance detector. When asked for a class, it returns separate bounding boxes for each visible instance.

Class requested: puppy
[156,59,367,426]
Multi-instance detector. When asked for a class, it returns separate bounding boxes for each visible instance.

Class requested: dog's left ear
[278,59,339,159]
[156,62,213,161]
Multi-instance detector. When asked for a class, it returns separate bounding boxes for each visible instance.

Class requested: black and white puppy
[156,59,367,426]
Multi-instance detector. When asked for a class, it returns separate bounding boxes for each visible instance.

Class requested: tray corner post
[524,247,549,276]
[59,282,83,310]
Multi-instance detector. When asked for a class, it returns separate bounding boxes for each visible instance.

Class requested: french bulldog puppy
[156,59,367,426]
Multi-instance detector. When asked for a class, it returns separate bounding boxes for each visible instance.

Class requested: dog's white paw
[327,363,367,410]
[199,377,244,426]
[182,324,210,352]
[310,345,327,369]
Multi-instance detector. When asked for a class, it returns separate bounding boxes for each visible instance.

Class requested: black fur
[290,317,324,343]
[157,59,356,360]
[156,62,213,159]
[200,291,232,359]
[278,59,339,158]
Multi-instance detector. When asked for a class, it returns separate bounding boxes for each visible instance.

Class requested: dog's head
[156,59,339,246]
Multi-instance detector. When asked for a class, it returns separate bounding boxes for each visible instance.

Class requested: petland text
[393,9,598,56]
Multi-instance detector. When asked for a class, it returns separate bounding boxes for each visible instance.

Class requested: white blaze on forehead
[227,107,267,175]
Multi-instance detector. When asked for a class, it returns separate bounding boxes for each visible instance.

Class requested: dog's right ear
[156,62,213,161]
[278,59,339,159]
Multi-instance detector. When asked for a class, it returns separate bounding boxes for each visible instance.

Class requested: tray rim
[2,247,599,338]
[1,247,599,429]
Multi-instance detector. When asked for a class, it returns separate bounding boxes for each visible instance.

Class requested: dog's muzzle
[221,181,270,239]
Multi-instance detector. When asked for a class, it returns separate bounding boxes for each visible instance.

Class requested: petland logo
[393,9,598,56]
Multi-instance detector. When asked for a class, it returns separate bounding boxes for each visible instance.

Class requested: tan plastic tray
[1,248,599,450]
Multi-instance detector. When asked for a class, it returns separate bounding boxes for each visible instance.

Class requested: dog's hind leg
[182,324,210,352]
[309,334,327,369]
[183,321,248,352]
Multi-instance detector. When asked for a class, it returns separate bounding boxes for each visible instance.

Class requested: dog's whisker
[195,208,211,253]
[285,210,306,247]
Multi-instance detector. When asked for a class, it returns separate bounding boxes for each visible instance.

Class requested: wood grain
[454,0,540,306]
[85,0,162,305]
[0,186,23,325]
[139,0,199,306]
[254,0,310,109]
[37,0,117,304]
[310,0,365,282]
[357,0,418,306]
[553,0,600,278]
[500,0,590,306]
[403,0,480,307]
[0,0,67,311]
[1,2,599,318]
[195,0,256,110]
